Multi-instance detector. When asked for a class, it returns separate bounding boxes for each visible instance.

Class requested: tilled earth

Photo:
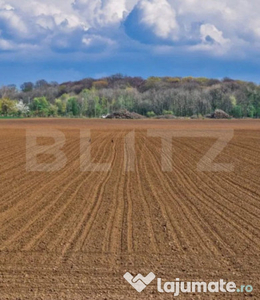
[0,119,259,299]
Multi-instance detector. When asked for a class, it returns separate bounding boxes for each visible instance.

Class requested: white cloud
[200,24,230,46]
[0,9,28,36]
[138,0,178,40]
[0,38,13,50]
[72,0,136,27]
[3,4,14,11]
[82,35,114,46]
[0,0,259,58]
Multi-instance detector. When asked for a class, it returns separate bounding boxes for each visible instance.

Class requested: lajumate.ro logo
[123,272,253,296]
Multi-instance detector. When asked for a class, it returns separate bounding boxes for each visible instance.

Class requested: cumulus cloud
[124,0,260,56]
[0,0,259,59]
[0,38,13,50]
[200,24,229,45]
[0,6,28,38]
[72,0,137,27]
[138,0,178,40]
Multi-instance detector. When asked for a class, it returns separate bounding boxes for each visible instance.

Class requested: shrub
[147,111,156,118]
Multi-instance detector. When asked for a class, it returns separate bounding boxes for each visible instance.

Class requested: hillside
[0,75,259,118]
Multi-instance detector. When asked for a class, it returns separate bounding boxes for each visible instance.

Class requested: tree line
[1,75,260,118]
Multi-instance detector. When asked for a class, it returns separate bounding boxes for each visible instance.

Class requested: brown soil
[0,118,259,299]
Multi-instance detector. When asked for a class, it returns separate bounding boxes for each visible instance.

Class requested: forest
[0,74,260,118]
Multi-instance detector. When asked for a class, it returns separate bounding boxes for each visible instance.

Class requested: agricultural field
[0,119,259,299]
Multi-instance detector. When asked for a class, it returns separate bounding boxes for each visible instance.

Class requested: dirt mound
[155,114,177,119]
[206,109,230,119]
[105,110,145,119]
[214,109,230,119]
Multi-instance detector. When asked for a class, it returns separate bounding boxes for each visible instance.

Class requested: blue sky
[1,0,260,86]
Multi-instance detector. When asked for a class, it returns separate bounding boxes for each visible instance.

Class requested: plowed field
[0,119,259,299]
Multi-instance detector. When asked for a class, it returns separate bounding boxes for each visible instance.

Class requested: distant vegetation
[1,74,260,118]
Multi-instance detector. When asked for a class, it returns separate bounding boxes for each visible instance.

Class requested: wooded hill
[0,74,259,118]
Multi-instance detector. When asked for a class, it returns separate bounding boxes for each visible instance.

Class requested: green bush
[162,110,174,115]
[147,111,156,118]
